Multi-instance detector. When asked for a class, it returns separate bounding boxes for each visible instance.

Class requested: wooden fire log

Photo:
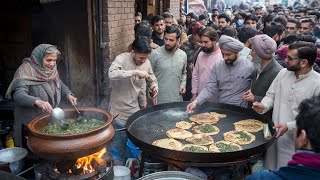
[93,156,107,172]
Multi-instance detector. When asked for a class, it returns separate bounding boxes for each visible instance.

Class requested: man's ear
[130,50,135,57]
[298,129,309,148]
[300,59,309,68]
[177,38,181,45]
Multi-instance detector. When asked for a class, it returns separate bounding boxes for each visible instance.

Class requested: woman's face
[43,53,57,70]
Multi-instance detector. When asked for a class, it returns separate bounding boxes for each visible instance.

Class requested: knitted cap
[251,34,277,59]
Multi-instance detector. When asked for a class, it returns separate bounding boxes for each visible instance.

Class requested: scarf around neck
[6,44,61,105]
[288,151,320,169]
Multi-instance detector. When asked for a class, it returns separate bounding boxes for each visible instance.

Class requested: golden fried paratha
[234,119,264,132]
[176,120,195,130]
[166,128,193,140]
[152,138,183,150]
[209,141,243,152]
[189,112,219,124]
[181,144,208,152]
[223,130,256,145]
[209,112,227,119]
[192,124,220,135]
[185,134,214,145]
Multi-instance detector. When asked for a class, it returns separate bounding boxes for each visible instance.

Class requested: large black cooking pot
[126,102,276,163]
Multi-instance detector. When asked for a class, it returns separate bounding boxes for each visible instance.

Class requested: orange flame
[74,148,107,174]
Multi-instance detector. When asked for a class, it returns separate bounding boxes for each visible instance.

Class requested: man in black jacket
[243,34,282,118]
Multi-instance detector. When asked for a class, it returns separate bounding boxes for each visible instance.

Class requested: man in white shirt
[253,41,320,170]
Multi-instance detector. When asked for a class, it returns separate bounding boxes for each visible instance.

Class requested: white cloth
[260,68,320,170]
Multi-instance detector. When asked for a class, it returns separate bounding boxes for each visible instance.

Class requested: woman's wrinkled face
[43,53,57,70]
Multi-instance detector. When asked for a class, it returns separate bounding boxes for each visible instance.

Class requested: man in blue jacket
[246,96,320,179]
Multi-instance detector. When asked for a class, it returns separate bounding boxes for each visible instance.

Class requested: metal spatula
[72,104,86,122]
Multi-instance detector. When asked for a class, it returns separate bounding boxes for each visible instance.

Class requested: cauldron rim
[28,107,113,139]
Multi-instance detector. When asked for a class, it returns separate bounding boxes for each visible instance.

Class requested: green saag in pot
[40,118,104,135]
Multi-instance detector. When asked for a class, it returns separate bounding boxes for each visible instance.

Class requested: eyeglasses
[286,56,302,61]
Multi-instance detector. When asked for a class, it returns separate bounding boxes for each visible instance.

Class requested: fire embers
[54,148,108,176]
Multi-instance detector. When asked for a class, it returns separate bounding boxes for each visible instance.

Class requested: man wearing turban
[187,35,256,112]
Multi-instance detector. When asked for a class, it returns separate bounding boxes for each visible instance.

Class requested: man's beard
[165,44,176,52]
[287,64,301,72]
[155,30,163,35]
[224,58,236,64]
[202,46,214,53]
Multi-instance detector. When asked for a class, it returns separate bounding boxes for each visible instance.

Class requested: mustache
[201,47,214,52]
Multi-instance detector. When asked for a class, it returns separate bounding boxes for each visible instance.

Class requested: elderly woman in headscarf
[6,44,77,147]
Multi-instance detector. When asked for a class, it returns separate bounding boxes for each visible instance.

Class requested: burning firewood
[55,160,75,174]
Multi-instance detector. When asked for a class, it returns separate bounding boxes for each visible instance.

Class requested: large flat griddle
[126,102,275,163]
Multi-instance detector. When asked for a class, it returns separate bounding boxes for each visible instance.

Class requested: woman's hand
[68,94,77,105]
[35,100,53,113]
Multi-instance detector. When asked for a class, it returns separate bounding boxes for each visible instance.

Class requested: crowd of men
[109,3,320,179]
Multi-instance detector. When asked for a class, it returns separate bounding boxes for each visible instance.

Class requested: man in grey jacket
[186,35,255,112]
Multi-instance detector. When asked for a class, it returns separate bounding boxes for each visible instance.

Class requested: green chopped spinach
[216,142,240,152]
[182,146,206,152]
[234,131,251,141]
[198,124,215,133]
[191,137,209,143]
[40,118,104,135]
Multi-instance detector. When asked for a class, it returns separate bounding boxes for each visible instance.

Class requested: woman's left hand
[68,94,77,105]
